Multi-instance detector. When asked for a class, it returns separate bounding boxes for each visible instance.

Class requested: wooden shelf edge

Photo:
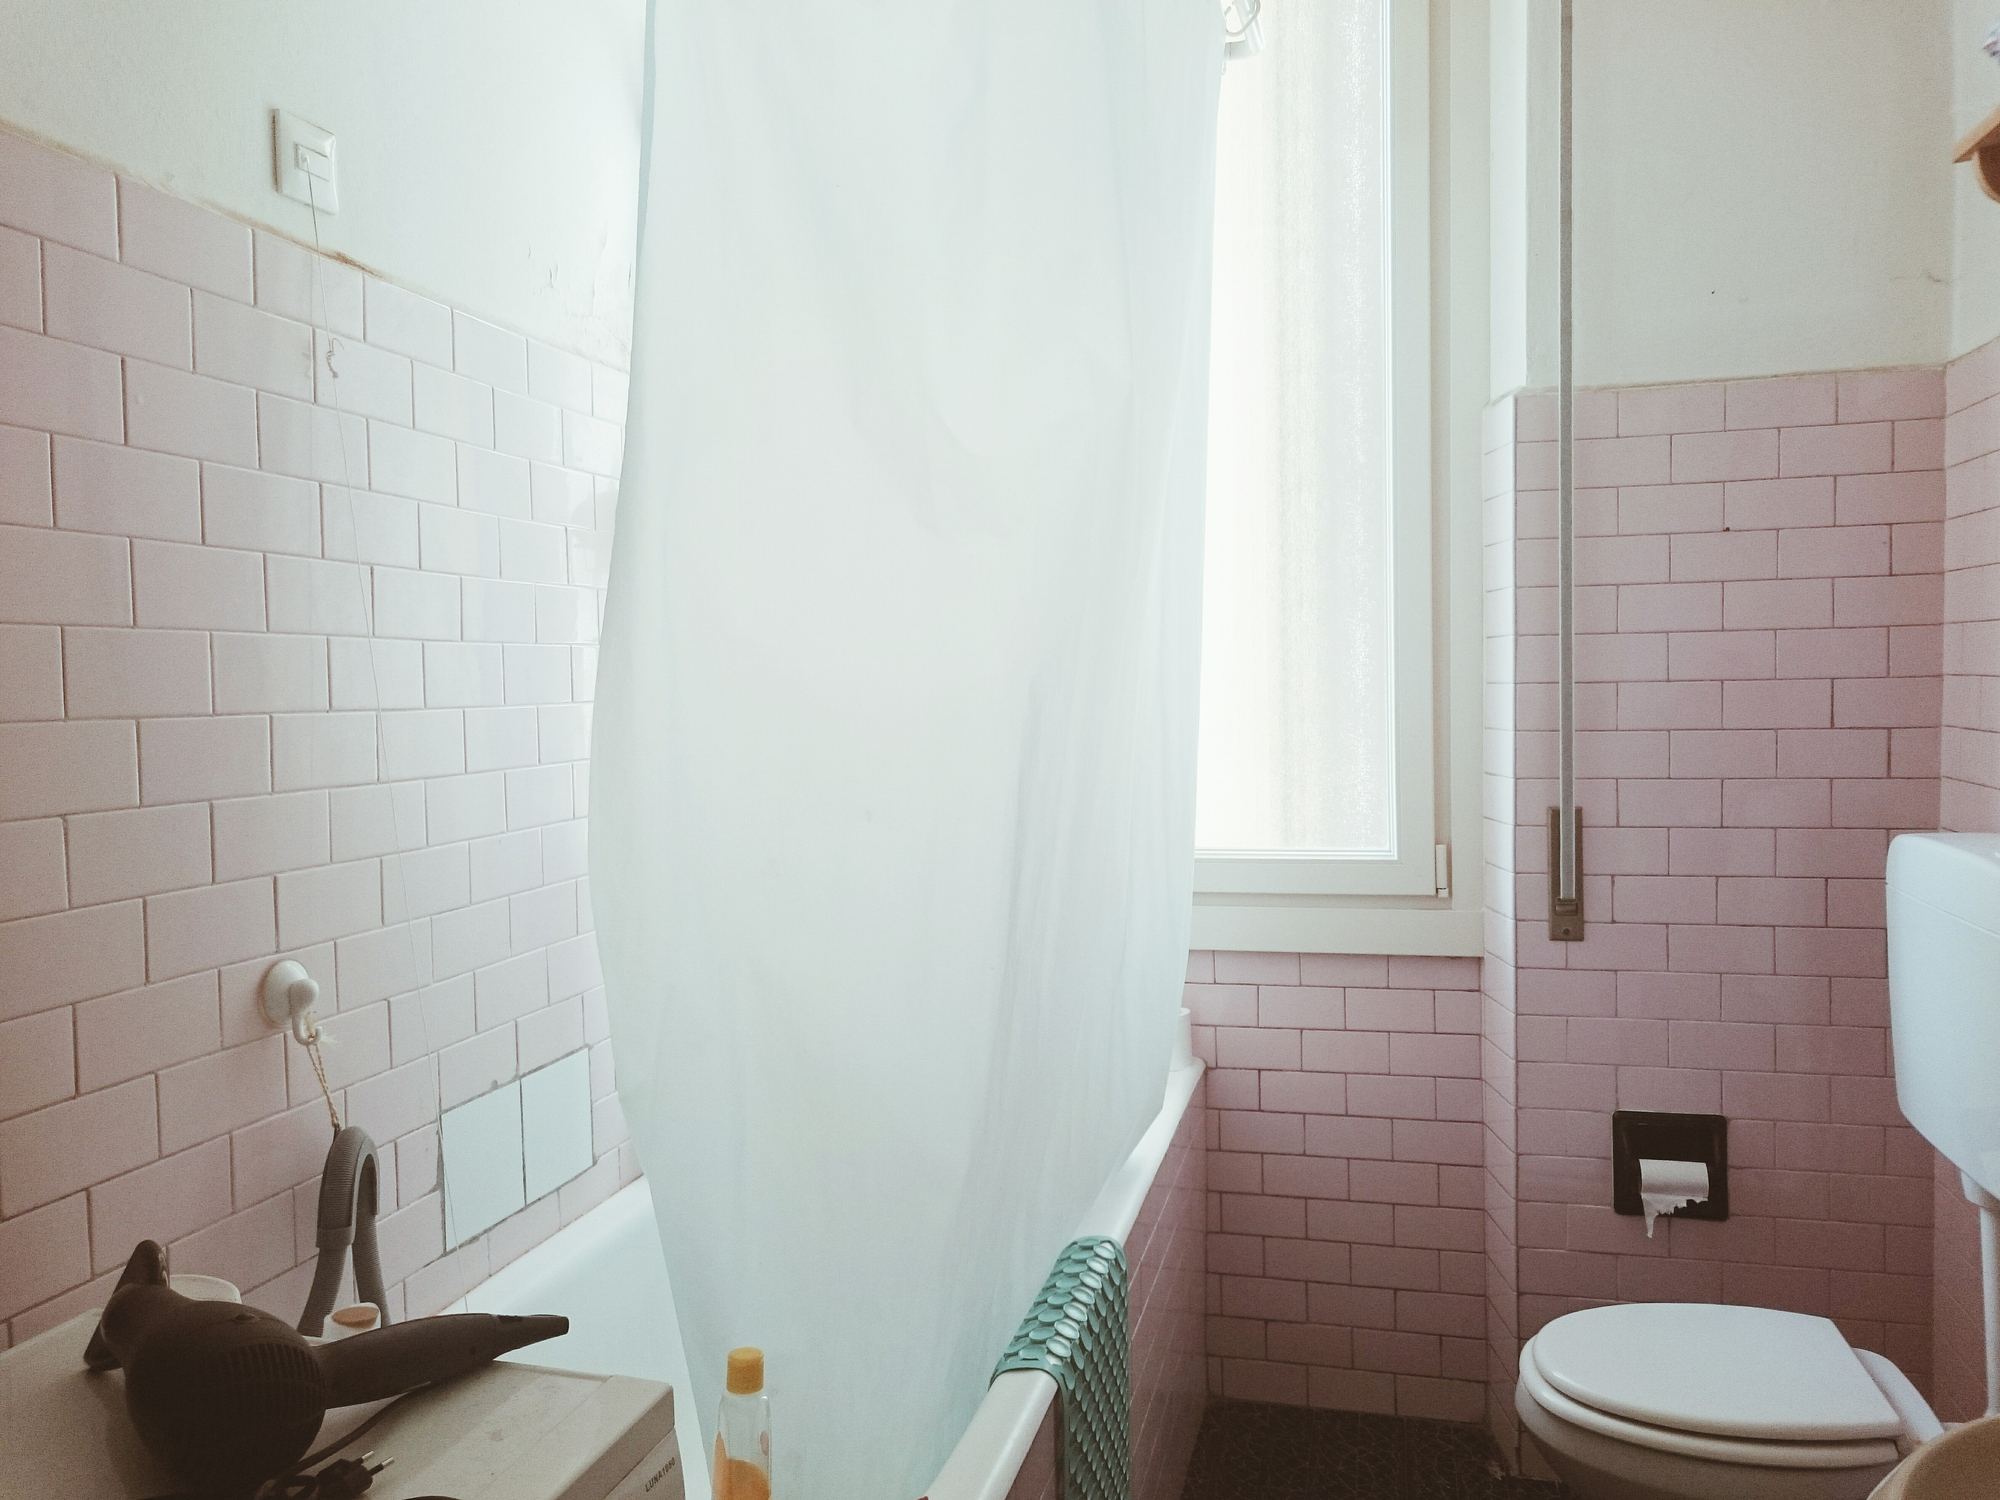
[1958,98,2000,163]
[1955,99,2000,205]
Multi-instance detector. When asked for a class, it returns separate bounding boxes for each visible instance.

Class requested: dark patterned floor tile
[1309,1408,1403,1498]
[1176,1401,1571,1500]
[1179,1401,1317,1498]
[1402,1416,1516,1499]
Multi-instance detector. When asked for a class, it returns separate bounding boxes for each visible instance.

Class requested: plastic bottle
[713,1346,772,1500]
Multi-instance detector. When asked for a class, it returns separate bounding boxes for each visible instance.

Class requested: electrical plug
[284,1453,393,1499]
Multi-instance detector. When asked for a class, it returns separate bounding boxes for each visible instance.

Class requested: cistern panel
[1887,833,2000,1200]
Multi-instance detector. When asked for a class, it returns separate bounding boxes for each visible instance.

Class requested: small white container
[1172,1007,1196,1071]
[168,1274,241,1303]
[323,1304,382,1341]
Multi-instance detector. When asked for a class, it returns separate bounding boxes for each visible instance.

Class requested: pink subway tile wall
[0,129,631,1345]
[1933,330,2000,1421]
[1483,371,1945,1455]
[1004,1074,1208,1500]
[1132,1075,1209,1500]
[1187,950,1488,1425]
[1004,1415,1057,1500]
[1931,1164,1982,1423]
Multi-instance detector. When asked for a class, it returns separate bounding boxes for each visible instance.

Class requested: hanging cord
[306,1030,342,1135]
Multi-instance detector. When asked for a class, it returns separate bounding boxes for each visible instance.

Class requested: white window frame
[1194,0,1439,914]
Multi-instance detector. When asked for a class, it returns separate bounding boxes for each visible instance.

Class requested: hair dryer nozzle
[317,1310,570,1407]
[83,1238,169,1370]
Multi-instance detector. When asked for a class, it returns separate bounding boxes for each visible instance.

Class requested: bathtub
[458,1060,1207,1500]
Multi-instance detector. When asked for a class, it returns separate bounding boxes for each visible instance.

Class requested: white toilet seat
[1516,1379,1903,1500]
[1529,1302,1903,1446]
[1517,1336,1902,1471]
[1516,1305,1935,1500]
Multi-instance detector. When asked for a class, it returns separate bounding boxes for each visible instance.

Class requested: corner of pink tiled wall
[1482,366,1946,1451]
[0,125,633,1344]
[1932,328,2000,1422]
[1480,388,1526,1453]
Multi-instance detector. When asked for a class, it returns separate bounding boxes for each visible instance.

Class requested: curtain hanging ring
[1223,0,1263,62]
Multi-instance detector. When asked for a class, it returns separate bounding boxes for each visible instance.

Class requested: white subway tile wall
[0,129,631,1344]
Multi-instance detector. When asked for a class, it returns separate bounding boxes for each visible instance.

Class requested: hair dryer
[84,1241,568,1496]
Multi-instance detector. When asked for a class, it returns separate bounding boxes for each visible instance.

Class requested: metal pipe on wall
[1549,0,1584,942]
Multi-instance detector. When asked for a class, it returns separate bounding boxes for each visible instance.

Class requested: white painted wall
[1495,0,1953,393]
[1487,0,1555,398]
[0,0,644,363]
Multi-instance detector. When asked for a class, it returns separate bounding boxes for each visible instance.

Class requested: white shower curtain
[591,3,1222,1493]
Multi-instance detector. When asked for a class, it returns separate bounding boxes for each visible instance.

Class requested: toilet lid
[1530,1303,1903,1443]
[1518,1346,1903,1472]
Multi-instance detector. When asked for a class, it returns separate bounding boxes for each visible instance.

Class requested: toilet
[1516,1302,1939,1500]
[1519,832,2000,1499]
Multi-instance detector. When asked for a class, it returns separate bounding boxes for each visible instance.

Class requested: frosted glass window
[1197,0,1394,856]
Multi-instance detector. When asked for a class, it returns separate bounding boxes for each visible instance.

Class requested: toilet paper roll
[1638,1157,1710,1237]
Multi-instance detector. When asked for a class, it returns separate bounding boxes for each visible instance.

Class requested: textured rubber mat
[994,1235,1130,1500]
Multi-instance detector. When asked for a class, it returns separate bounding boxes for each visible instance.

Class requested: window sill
[1189,898,1483,957]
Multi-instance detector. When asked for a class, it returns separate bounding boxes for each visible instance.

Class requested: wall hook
[262,959,323,1045]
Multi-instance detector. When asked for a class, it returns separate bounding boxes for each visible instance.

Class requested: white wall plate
[441,1081,525,1249]
[522,1050,594,1203]
[273,109,338,213]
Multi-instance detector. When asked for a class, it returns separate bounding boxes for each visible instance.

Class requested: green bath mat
[993,1235,1130,1500]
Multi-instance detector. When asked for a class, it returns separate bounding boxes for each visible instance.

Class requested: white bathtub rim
[1078,1057,1204,1245]
[926,1058,1205,1500]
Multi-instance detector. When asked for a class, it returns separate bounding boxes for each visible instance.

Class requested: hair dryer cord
[142,1387,462,1500]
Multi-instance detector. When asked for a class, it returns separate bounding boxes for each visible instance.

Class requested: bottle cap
[727,1346,764,1394]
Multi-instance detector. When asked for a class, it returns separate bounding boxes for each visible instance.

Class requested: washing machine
[0,1311,685,1500]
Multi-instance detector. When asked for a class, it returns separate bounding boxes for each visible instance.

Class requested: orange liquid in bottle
[714,1439,772,1500]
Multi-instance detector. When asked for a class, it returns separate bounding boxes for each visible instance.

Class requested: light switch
[273,110,339,213]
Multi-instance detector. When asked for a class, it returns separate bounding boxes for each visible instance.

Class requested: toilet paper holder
[1611,1110,1729,1224]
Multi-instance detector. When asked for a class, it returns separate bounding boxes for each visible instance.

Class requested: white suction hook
[261,960,323,1045]
[1223,0,1263,63]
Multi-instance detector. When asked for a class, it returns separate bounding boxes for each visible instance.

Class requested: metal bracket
[1547,807,1584,942]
